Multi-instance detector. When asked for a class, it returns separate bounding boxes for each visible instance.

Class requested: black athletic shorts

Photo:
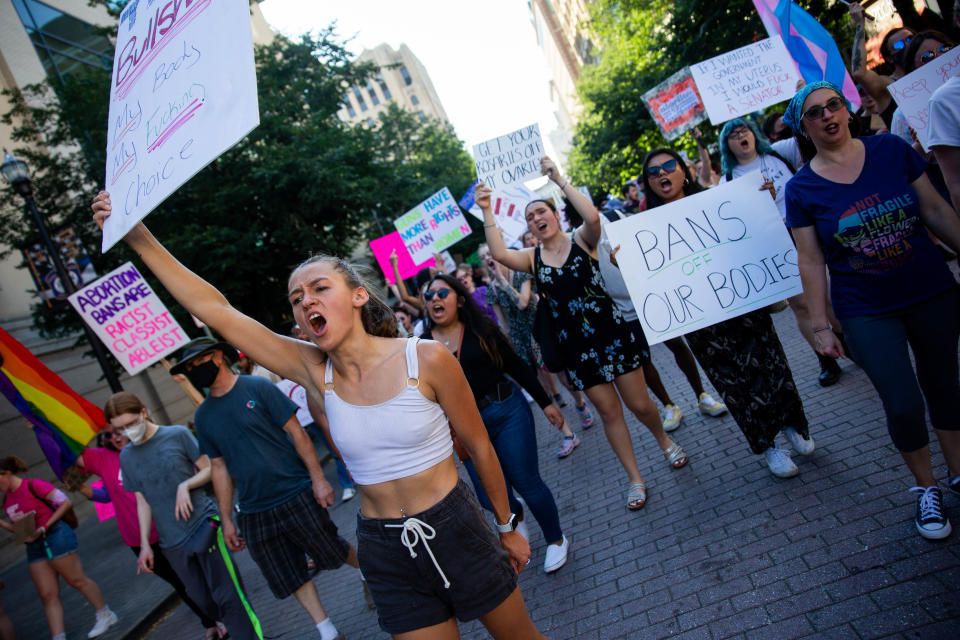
[357,479,518,634]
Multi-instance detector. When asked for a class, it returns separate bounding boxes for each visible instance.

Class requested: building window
[399,66,413,86]
[352,86,368,112]
[11,0,114,84]
[366,81,380,106]
[343,97,356,118]
[376,75,392,100]
[366,118,375,128]
[418,111,426,122]
[410,94,420,106]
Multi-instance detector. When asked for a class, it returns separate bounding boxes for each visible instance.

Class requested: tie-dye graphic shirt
[785,134,955,318]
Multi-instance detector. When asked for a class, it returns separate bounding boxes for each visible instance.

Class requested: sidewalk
[44,309,960,639]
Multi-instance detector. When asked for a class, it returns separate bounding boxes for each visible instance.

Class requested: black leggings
[843,288,960,452]
[130,544,216,629]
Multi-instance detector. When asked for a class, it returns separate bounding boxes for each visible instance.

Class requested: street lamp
[2,149,123,393]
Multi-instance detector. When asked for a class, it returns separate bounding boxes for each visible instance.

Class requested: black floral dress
[684,310,809,454]
[534,241,648,390]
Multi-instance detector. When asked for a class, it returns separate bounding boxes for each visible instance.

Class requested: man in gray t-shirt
[121,425,216,547]
[114,412,261,640]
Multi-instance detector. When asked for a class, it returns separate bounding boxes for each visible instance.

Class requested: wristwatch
[495,513,518,533]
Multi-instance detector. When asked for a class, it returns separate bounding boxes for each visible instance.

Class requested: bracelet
[40,526,46,536]
[558,181,568,190]
[483,223,497,228]
[812,325,833,334]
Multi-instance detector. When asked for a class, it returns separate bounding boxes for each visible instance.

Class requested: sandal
[663,442,689,469]
[626,482,647,510]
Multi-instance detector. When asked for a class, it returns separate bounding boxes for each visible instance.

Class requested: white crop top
[323,337,454,485]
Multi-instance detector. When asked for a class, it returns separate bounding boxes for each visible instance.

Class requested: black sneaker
[911,486,952,540]
[817,353,841,387]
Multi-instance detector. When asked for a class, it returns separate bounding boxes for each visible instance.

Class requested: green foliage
[568,0,853,194]
[1,29,475,354]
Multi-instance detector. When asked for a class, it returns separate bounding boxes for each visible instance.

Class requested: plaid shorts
[239,487,349,598]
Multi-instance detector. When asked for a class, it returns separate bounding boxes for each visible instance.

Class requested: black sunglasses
[645,158,678,177]
[801,96,847,121]
[890,35,913,52]
[920,44,953,65]
[423,288,453,301]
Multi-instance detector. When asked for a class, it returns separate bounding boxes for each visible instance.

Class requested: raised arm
[692,127,713,187]
[479,184,534,273]
[92,192,317,387]
[544,157,602,250]
[848,3,890,102]
[389,251,425,311]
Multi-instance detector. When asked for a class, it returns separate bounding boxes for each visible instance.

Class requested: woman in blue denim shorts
[0,456,118,640]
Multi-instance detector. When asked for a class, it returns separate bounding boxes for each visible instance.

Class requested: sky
[258,0,561,163]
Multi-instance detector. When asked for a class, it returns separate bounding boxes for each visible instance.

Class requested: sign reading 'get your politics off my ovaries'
[68,262,189,375]
[101,0,260,252]
[472,124,544,191]
[604,171,802,345]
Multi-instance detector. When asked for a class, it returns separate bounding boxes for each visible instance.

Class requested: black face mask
[184,360,220,391]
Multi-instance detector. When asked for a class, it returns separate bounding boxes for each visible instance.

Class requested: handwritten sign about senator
[68,262,188,375]
[101,0,260,252]
[690,37,800,125]
[642,68,708,141]
[394,187,472,264]
[888,45,960,151]
[472,124,544,191]
[604,171,802,345]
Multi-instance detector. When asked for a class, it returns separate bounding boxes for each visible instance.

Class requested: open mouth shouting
[308,311,327,337]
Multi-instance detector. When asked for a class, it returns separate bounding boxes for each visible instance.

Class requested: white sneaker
[783,427,815,456]
[87,607,118,638]
[516,516,530,542]
[341,486,357,502]
[764,445,798,478]
[543,535,569,573]
[698,392,727,416]
[662,404,683,431]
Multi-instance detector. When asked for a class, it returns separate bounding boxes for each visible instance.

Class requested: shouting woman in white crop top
[92,193,545,640]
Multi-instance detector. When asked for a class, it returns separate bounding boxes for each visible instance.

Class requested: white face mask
[119,415,147,445]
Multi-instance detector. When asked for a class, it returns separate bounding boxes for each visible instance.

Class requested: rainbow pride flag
[0,327,104,478]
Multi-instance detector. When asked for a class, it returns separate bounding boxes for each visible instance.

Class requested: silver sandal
[664,442,689,469]
[627,482,647,510]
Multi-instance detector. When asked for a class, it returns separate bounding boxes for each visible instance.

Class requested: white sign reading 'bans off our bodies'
[68,262,189,375]
[101,0,260,252]
[604,171,802,345]
[888,45,960,151]
[394,187,472,264]
[472,124,544,191]
[690,36,800,125]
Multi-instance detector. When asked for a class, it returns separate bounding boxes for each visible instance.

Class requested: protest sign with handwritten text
[101,0,260,251]
[472,124,544,191]
[68,262,188,375]
[690,37,800,125]
[888,46,960,151]
[462,182,536,245]
[605,171,801,345]
[369,232,437,285]
[642,68,708,141]
[394,188,471,264]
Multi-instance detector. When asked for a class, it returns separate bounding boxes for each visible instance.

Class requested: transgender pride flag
[753,0,861,109]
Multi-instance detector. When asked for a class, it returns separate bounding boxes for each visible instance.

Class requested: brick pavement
[143,310,960,639]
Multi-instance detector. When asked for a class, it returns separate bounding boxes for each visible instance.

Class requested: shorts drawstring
[385,517,451,589]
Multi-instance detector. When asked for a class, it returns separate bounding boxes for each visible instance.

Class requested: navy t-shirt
[196,375,310,513]
[785,134,956,318]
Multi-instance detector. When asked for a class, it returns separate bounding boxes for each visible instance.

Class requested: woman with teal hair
[784,80,960,541]
[717,116,846,388]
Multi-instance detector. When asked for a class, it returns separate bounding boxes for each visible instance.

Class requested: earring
[683,177,690,187]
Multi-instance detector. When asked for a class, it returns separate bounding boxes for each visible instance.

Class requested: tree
[2,28,476,359]
[568,0,852,193]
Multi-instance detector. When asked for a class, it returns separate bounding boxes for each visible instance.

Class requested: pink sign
[369,232,436,285]
[90,481,116,522]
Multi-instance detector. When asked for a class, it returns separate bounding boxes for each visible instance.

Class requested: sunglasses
[645,158,678,177]
[890,36,912,51]
[920,44,953,65]
[801,96,847,121]
[423,288,453,301]
[726,127,751,139]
